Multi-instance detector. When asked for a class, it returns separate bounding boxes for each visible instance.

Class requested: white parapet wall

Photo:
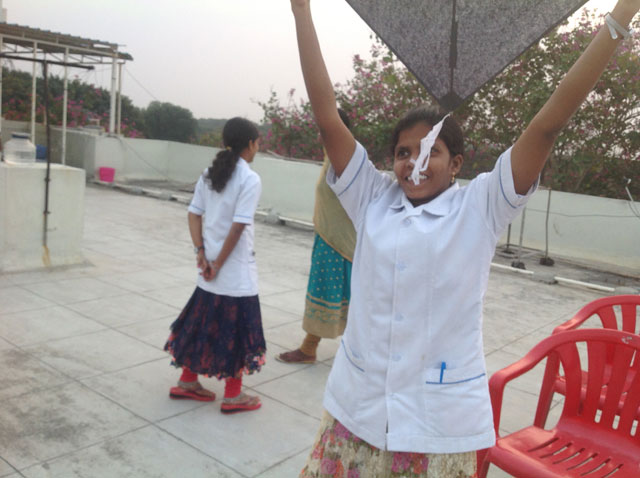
[89,137,320,221]
[92,136,222,183]
[0,162,86,272]
[501,187,640,271]
[28,128,638,274]
[250,154,320,223]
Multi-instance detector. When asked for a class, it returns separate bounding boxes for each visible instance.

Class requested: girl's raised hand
[290,0,310,12]
[619,0,640,11]
[290,0,355,176]
[510,0,639,195]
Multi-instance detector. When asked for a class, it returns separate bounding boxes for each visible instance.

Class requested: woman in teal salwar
[278,109,356,364]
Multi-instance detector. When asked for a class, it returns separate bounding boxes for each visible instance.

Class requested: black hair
[390,105,464,158]
[207,117,259,192]
[337,108,351,131]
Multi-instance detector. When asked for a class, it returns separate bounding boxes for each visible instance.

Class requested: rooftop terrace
[0,184,637,478]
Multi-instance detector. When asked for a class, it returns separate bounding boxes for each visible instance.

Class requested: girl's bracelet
[605,13,634,40]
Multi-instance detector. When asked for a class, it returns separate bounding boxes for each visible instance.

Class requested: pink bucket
[98,167,115,182]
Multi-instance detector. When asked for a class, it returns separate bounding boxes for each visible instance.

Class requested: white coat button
[396,262,406,271]
[403,218,412,227]
[392,354,402,362]
[395,313,404,322]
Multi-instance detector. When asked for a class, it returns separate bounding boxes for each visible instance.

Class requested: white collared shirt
[324,141,537,454]
[188,158,261,297]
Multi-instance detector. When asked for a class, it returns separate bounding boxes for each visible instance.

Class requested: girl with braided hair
[165,117,265,414]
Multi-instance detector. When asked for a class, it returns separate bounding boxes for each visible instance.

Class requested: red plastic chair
[535,295,640,428]
[479,329,640,478]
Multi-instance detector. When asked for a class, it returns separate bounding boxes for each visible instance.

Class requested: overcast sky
[3,0,611,122]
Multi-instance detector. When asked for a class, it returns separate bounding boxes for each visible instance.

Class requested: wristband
[605,13,633,40]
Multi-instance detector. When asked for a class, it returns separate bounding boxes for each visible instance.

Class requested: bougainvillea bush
[261,12,640,199]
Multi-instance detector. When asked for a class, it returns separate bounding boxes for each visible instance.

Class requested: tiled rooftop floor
[0,184,625,477]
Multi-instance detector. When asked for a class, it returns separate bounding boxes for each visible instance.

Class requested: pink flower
[333,422,352,440]
[311,443,323,459]
[391,453,411,473]
[320,458,337,475]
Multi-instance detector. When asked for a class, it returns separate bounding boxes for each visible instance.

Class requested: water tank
[4,133,36,163]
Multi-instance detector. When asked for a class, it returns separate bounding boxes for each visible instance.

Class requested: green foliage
[260,13,640,199]
[198,129,224,148]
[457,10,640,199]
[259,89,323,160]
[196,117,227,137]
[1,68,144,137]
[143,101,197,143]
[337,38,430,170]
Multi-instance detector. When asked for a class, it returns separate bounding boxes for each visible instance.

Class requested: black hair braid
[206,117,259,192]
[208,148,240,192]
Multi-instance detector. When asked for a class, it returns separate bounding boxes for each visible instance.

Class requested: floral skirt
[300,411,477,478]
[164,286,266,379]
[302,234,352,339]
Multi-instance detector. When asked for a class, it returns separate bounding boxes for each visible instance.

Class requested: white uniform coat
[323,142,537,453]
[188,158,261,297]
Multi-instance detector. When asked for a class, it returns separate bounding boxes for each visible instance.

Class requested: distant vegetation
[196,118,227,136]
[1,68,231,145]
[260,10,640,200]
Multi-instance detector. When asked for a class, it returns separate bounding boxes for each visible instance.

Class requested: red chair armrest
[489,348,549,434]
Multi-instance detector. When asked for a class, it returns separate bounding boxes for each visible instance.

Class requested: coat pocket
[341,338,365,373]
[424,362,485,385]
[423,362,492,438]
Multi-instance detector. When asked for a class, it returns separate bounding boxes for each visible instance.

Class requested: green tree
[260,12,640,199]
[259,89,323,160]
[1,68,145,137]
[143,101,197,143]
[198,129,223,148]
[457,10,640,198]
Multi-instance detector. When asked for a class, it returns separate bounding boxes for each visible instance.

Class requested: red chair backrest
[528,329,640,439]
[554,295,640,334]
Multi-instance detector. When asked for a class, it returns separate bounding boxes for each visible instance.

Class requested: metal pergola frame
[0,23,133,164]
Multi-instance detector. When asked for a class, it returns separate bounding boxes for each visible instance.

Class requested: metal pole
[540,188,555,266]
[30,41,37,142]
[511,207,526,269]
[0,35,3,152]
[116,61,122,135]
[42,61,52,266]
[61,47,68,165]
[108,53,117,134]
[504,224,513,254]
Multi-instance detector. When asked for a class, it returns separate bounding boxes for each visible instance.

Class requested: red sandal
[220,392,261,414]
[169,381,216,402]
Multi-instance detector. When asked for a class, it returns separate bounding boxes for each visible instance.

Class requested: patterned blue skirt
[164,286,266,379]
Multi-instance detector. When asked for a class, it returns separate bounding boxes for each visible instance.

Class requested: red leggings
[180,367,242,398]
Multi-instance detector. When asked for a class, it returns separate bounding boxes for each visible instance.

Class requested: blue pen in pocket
[439,361,446,383]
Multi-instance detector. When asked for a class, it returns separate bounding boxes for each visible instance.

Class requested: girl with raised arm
[291,0,639,476]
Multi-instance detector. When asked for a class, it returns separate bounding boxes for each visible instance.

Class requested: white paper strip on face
[409,113,450,186]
